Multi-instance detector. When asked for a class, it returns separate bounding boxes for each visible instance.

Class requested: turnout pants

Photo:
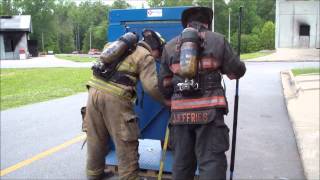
[85,88,140,180]
[170,112,230,180]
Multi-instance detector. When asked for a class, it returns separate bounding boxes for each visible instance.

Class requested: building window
[299,25,310,36]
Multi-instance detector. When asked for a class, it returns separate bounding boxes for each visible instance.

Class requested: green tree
[196,0,229,35]
[0,0,19,15]
[213,0,229,35]
[54,1,76,53]
[257,0,275,22]
[68,0,110,52]
[3,0,275,54]
[112,0,130,9]
[147,0,163,7]
[83,20,108,52]
[231,33,261,53]
[13,0,58,52]
[147,0,193,7]
[229,0,263,35]
[259,21,275,50]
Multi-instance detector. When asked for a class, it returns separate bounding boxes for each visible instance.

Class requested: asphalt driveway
[0,61,318,179]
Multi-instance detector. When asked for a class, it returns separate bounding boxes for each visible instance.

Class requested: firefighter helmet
[181,7,213,30]
[142,29,166,52]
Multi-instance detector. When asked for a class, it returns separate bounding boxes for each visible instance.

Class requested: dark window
[300,25,310,36]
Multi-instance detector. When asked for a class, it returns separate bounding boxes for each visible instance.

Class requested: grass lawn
[292,67,320,76]
[240,52,273,60]
[55,54,97,62]
[0,68,91,110]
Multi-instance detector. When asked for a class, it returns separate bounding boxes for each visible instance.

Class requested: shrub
[242,34,262,53]
[259,21,275,50]
[231,33,262,53]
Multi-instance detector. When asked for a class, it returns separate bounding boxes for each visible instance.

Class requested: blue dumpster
[106,6,189,173]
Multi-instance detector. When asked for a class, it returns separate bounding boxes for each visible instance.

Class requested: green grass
[240,52,272,60]
[0,68,91,110]
[55,54,97,62]
[292,67,320,76]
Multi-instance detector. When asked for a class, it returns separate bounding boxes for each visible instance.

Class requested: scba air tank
[100,32,138,64]
[179,27,200,78]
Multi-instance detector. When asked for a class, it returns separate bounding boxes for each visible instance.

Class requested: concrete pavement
[247,48,320,62]
[0,55,93,69]
[280,71,320,180]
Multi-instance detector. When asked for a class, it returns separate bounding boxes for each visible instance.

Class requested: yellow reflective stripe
[89,80,121,95]
[87,77,132,101]
[91,77,123,94]
[87,80,121,97]
[86,168,104,176]
[87,81,131,101]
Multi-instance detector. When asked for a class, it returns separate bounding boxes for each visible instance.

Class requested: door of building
[299,24,310,48]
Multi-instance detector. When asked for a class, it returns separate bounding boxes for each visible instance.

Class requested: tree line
[1,0,275,53]
[1,0,130,53]
[148,0,276,53]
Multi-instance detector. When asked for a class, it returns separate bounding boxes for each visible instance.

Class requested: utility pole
[77,24,80,51]
[212,0,215,31]
[90,28,92,50]
[41,32,44,52]
[228,8,231,43]
[75,32,77,51]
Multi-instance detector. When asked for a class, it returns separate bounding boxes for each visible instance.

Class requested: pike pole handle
[158,126,170,180]
[230,6,243,180]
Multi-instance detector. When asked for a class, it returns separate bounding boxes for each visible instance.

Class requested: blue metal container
[108,6,189,141]
[106,6,189,173]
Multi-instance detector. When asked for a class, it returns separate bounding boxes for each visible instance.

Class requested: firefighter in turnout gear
[158,7,246,180]
[85,29,166,180]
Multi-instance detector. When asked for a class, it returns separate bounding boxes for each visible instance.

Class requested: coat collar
[137,40,152,53]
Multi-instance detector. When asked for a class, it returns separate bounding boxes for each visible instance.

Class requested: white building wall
[15,33,29,56]
[276,0,320,48]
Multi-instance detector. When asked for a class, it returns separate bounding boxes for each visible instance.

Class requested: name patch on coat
[172,111,209,124]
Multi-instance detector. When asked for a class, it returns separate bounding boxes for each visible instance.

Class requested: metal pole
[229,6,242,180]
[75,26,78,51]
[75,33,77,51]
[41,32,44,52]
[212,0,215,31]
[228,8,231,43]
[77,24,80,51]
[90,28,92,50]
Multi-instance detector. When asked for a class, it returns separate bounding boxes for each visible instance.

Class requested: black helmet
[142,29,166,52]
[181,7,213,30]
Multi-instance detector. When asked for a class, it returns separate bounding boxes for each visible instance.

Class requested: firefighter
[85,29,166,180]
[158,7,246,180]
